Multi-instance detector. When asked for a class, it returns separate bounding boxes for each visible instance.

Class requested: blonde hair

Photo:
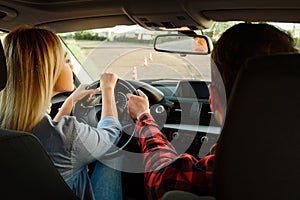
[0,26,64,131]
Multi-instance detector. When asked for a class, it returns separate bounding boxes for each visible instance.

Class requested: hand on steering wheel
[72,78,137,159]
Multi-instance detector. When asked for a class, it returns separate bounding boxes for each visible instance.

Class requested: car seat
[212,53,300,200]
[0,40,79,199]
[162,190,216,200]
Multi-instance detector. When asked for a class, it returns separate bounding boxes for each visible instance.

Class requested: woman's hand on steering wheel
[70,84,100,104]
[53,84,99,122]
[99,72,118,91]
[72,77,138,158]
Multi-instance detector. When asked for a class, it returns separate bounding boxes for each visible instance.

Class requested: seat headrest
[0,40,7,91]
[213,53,300,200]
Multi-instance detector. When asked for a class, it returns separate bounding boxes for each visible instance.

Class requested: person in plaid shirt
[126,23,297,200]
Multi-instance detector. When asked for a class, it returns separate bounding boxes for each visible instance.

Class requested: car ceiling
[0,0,300,33]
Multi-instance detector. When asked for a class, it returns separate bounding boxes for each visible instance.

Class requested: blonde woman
[0,26,123,200]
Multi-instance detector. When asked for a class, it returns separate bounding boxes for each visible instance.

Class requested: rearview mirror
[154,34,212,55]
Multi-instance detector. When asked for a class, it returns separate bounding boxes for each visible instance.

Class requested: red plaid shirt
[136,113,215,200]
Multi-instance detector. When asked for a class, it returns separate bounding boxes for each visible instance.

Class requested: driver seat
[0,39,78,199]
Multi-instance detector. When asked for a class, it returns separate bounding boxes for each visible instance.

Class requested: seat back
[213,54,300,200]
[162,190,216,200]
[0,129,78,199]
[0,39,78,199]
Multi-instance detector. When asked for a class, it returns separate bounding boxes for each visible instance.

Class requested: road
[73,41,211,81]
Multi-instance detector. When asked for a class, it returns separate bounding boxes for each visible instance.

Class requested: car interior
[0,0,300,199]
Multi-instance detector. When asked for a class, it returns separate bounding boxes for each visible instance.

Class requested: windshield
[59,22,300,83]
[59,25,211,83]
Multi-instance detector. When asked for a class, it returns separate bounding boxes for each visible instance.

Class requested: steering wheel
[72,79,137,159]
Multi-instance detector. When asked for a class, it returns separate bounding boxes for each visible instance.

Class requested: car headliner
[0,0,299,33]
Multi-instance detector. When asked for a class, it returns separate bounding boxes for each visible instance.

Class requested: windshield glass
[59,22,300,83]
[59,25,211,83]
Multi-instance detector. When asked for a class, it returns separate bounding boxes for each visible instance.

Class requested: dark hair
[211,23,298,103]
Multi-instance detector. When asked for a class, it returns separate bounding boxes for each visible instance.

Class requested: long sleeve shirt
[136,112,214,200]
[32,114,122,200]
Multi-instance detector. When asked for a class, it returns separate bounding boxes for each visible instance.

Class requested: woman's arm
[99,73,118,119]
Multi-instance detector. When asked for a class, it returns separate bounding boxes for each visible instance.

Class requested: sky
[93,25,142,33]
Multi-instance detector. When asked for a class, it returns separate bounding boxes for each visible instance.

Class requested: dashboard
[130,79,220,158]
[51,79,221,158]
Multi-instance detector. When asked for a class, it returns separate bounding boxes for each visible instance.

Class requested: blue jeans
[90,157,123,200]
[66,157,123,200]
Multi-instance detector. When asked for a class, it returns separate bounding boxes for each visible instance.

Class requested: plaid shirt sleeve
[136,113,214,200]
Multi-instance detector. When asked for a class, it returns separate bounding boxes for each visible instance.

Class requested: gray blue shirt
[32,114,122,199]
